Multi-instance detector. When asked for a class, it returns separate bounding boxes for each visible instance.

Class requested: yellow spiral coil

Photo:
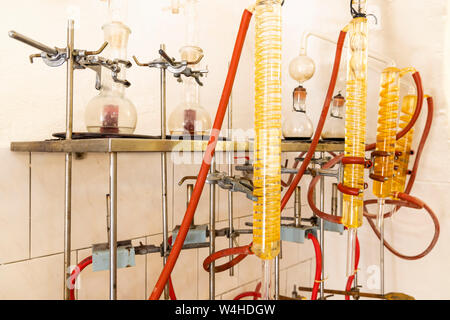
[342,17,368,229]
[392,94,417,196]
[373,68,400,198]
[252,0,282,260]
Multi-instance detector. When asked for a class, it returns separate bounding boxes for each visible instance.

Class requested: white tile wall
[0,149,29,264]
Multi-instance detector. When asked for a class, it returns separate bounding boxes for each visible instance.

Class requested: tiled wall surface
[0,148,315,300]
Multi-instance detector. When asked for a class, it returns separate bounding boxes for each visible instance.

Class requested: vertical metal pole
[109,152,118,300]
[187,184,194,227]
[294,186,301,227]
[227,71,234,276]
[275,255,280,300]
[209,157,216,300]
[63,19,74,300]
[319,153,325,300]
[331,183,338,216]
[160,44,170,300]
[379,199,385,295]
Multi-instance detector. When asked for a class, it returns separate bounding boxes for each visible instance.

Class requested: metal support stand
[159,44,170,300]
[109,152,118,300]
[63,19,74,300]
[209,158,216,300]
[379,199,385,296]
[275,255,280,300]
[319,152,325,300]
[227,79,234,277]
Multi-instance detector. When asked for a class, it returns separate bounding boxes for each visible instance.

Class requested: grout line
[0,251,64,266]
[1,232,166,267]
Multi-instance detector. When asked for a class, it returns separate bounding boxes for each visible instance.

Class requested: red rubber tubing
[308,154,344,224]
[167,236,177,300]
[280,30,347,211]
[345,235,360,300]
[403,96,433,195]
[233,282,262,300]
[341,157,365,165]
[366,72,424,152]
[337,183,360,196]
[203,244,253,273]
[365,200,440,260]
[69,256,93,300]
[308,233,322,301]
[149,9,253,300]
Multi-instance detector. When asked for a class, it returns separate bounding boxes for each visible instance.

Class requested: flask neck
[331,105,343,119]
[182,77,200,107]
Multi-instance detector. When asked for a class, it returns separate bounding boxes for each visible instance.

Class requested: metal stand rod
[209,158,216,300]
[227,76,234,276]
[187,184,194,227]
[109,152,118,300]
[159,43,170,300]
[319,153,325,300]
[379,199,385,295]
[294,186,301,227]
[331,183,338,216]
[63,19,74,300]
[275,255,280,300]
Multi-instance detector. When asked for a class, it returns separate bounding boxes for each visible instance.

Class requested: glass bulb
[289,54,315,84]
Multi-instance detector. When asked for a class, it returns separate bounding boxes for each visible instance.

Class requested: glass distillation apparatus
[253,0,283,300]
[168,0,211,136]
[85,0,137,134]
[282,45,315,139]
[321,92,346,140]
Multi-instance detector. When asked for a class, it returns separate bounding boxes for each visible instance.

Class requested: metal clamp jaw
[74,45,132,90]
[9,31,132,90]
[133,48,208,86]
[206,171,256,202]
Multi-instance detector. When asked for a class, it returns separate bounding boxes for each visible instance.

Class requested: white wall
[0,0,448,300]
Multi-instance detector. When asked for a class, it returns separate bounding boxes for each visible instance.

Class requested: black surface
[283,137,313,142]
[52,132,229,141]
[52,132,161,140]
[320,137,345,142]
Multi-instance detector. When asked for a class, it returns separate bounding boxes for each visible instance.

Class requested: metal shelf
[10,138,344,153]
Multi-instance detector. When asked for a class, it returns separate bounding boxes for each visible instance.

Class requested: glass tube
[342,13,368,276]
[373,68,400,199]
[252,0,282,264]
[392,94,417,196]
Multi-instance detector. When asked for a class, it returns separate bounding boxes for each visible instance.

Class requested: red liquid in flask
[101,105,119,134]
[184,109,196,135]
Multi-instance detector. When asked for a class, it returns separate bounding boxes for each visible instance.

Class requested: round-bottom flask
[282,86,313,139]
[85,21,137,134]
[168,76,211,136]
